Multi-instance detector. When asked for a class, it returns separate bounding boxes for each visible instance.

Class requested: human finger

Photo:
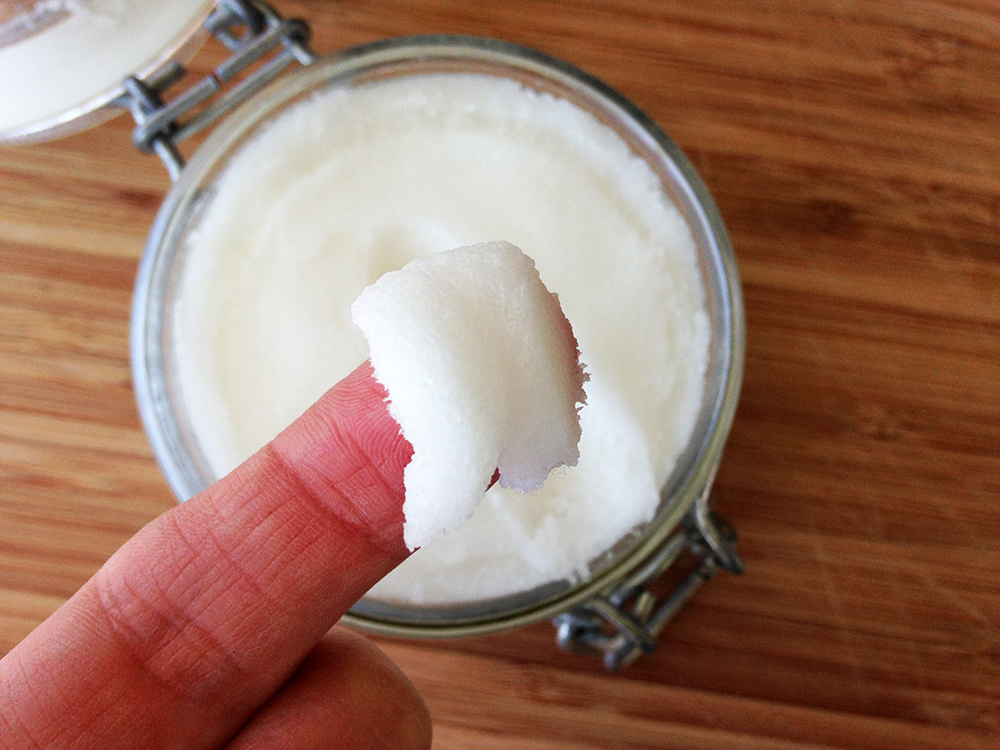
[0,361,413,750]
[223,627,430,750]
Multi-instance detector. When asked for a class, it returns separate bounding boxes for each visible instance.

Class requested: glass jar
[128,32,745,667]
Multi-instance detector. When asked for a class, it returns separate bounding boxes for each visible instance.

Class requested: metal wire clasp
[553,491,743,669]
[117,0,316,180]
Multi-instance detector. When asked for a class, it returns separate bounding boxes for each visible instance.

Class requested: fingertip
[266,360,413,554]
[225,628,432,750]
[323,629,432,750]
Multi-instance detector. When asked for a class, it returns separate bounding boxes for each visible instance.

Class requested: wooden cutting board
[1,1,997,747]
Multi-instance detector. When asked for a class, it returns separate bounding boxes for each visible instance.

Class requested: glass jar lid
[0,0,212,143]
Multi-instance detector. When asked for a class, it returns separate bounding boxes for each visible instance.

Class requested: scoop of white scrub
[351,241,587,551]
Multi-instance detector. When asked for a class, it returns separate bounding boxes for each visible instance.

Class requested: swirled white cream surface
[173,74,710,603]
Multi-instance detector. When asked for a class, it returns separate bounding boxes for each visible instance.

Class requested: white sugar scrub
[352,241,587,551]
[0,0,208,136]
[172,73,711,603]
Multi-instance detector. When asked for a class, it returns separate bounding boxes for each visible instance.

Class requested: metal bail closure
[554,491,743,670]
[117,0,316,181]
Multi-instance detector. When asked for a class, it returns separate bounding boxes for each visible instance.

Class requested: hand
[0,362,431,749]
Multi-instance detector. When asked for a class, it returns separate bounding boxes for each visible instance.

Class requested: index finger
[0,360,413,749]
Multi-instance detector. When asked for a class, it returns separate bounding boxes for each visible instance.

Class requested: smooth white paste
[173,73,710,603]
[353,242,587,551]
[0,0,208,136]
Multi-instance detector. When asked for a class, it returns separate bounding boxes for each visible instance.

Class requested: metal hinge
[553,492,743,670]
[117,0,316,181]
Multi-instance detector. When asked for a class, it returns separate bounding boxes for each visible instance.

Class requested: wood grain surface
[1,1,998,748]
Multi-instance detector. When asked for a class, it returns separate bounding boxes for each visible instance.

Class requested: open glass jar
[8,1,745,668]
